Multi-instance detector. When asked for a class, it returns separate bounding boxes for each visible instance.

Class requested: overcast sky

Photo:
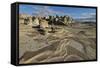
[19,4,96,21]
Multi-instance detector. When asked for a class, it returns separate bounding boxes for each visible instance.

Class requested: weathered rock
[19,14,96,64]
[28,17,33,26]
[19,14,32,25]
[41,56,64,62]
[85,45,96,60]
[63,16,73,25]
[32,18,40,26]
[68,40,85,53]
[19,19,25,24]
[39,19,49,28]
[20,51,52,64]
[64,55,84,61]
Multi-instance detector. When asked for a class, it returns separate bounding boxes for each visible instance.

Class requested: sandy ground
[19,23,96,64]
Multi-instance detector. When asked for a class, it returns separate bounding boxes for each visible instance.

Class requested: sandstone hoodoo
[19,14,74,34]
[19,14,74,26]
[32,17,40,27]
[39,19,49,29]
[63,16,73,25]
[19,14,32,25]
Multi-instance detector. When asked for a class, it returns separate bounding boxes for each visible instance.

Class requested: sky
[19,4,96,21]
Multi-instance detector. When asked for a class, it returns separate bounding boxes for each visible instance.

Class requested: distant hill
[75,18,96,23]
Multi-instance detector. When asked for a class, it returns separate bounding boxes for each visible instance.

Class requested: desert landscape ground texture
[19,14,96,64]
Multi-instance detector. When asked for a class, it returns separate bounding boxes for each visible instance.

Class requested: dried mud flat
[19,23,96,64]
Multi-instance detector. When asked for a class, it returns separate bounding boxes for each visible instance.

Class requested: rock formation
[19,14,96,64]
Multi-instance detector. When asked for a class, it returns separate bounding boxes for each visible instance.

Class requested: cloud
[32,6,68,17]
[81,13,96,18]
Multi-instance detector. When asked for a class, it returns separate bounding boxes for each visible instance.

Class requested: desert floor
[19,23,96,64]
